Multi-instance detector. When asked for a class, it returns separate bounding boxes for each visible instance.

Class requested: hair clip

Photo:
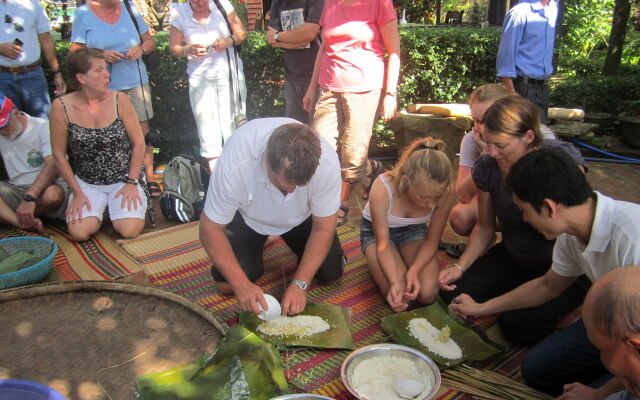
[420,143,438,150]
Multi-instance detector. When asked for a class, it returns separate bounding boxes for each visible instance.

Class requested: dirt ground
[0,289,223,400]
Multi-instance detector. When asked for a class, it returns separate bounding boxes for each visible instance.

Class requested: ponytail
[390,137,453,196]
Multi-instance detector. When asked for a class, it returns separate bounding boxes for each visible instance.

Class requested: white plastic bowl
[341,343,441,400]
[257,293,281,320]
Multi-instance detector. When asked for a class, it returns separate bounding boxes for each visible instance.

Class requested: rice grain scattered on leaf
[257,315,330,338]
[351,355,433,400]
[409,318,462,360]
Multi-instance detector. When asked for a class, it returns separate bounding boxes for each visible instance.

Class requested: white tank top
[362,174,434,228]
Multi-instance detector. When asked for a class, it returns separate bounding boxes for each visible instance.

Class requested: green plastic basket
[0,237,58,290]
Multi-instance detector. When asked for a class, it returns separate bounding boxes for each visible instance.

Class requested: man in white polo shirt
[449,147,640,398]
[199,118,343,316]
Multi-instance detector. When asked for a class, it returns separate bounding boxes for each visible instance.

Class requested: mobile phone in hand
[13,38,23,47]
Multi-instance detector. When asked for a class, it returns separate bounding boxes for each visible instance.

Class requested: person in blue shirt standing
[71,0,161,198]
[0,0,67,118]
[496,0,557,124]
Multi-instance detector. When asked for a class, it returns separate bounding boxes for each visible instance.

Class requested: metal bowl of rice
[270,395,333,399]
[341,343,441,400]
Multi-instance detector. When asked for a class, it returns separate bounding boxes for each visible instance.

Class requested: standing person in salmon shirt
[303,0,400,227]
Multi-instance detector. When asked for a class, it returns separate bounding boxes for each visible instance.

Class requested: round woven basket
[0,281,229,400]
[0,237,57,290]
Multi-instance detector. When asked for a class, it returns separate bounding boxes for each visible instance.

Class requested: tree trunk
[603,0,631,75]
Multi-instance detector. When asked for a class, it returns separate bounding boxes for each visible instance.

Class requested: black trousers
[211,212,344,284]
[514,77,550,124]
[440,243,591,345]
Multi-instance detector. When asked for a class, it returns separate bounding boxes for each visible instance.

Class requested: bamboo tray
[0,281,228,400]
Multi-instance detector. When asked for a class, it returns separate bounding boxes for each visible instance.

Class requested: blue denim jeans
[359,218,427,253]
[0,67,50,118]
[521,318,610,395]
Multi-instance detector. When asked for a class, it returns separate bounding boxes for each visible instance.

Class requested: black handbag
[142,51,159,73]
[122,0,159,73]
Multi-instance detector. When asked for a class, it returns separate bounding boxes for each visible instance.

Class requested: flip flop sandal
[361,159,384,201]
[446,242,466,259]
[147,181,162,199]
[337,205,349,227]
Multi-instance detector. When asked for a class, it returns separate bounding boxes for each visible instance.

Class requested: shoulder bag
[212,0,248,128]
[122,0,160,73]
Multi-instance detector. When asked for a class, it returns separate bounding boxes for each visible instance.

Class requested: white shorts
[68,177,147,223]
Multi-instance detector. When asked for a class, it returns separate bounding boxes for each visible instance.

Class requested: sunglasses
[4,15,24,32]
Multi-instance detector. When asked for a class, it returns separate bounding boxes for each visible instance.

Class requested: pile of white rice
[351,355,432,400]
[256,315,330,338]
[408,318,463,360]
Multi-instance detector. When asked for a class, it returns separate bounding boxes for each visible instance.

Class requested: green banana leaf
[239,303,356,350]
[381,298,504,368]
[136,325,289,399]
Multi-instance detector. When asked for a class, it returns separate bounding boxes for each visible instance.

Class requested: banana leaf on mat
[239,303,356,350]
[135,325,289,400]
[381,298,504,367]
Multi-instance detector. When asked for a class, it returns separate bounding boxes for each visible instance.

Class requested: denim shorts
[360,218,427,253]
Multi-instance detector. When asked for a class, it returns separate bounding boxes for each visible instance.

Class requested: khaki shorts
[122,83,154,122]
[312,89,381,183]
[0,181,68,219]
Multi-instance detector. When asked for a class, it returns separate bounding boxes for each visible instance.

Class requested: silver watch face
[293,279,308,291]
[274,32,280,41]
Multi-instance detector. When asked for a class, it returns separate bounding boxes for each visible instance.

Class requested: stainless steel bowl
[341,343,441,400]
[270,395,334,399]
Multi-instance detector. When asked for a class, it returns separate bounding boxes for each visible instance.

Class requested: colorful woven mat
[117,222,579,399]
[45,220,141,280]
[0,221,141,281]
[120,223,392,397]
[116,221,207,276]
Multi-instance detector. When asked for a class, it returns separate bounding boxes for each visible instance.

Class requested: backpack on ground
[159,155,210,223]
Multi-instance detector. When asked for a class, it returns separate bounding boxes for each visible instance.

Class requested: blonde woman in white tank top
[360,137,455,312]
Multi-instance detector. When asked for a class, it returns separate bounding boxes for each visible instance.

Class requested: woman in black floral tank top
[50,48,147,241]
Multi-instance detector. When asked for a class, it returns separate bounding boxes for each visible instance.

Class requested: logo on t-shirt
[26,150,44,168]
[281,8,310,49]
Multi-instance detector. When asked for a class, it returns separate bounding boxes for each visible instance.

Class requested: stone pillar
[390,111,472,163]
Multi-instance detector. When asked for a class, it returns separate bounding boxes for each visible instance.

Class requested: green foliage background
[557,0,615,60]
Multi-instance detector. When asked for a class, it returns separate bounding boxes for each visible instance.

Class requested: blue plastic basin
[0,379,66,400]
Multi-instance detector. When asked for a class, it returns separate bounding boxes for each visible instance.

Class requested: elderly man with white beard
[0,94,67,232]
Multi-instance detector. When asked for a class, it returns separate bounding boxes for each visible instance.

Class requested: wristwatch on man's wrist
[291,279,308,291]
[23,194,37,202]
[274,31,281,42]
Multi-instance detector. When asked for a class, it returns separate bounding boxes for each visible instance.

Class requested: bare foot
[264,235,280,248]
[18,218,44,233]
[115,270,149,284]
[215,281,234,295]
